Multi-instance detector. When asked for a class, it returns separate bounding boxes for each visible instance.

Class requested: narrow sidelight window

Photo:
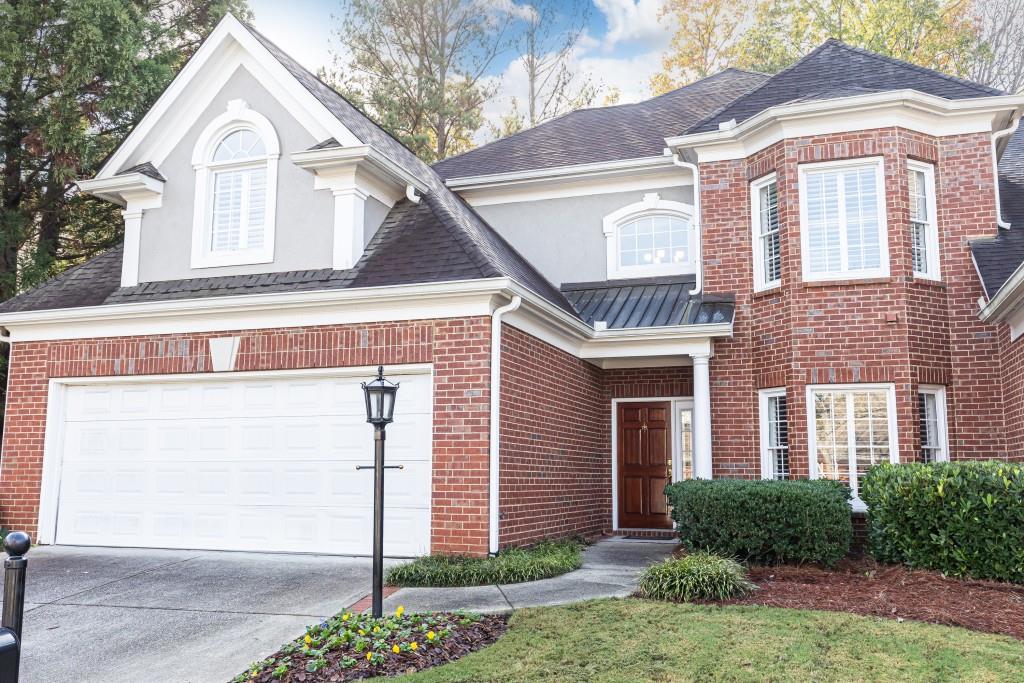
[752,174,781,290]
[918,386,948,463]
[908,161,940,279]
[759,388,789,479]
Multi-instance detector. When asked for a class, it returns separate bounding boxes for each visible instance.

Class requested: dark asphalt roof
[971,127,1024,298]
[687,40,1003,135]
[561,276,734,329]
[432,68,769,180]
[117,162,165,182]
[0,20,577,317]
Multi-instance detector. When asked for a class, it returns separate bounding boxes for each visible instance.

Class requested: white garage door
[51,369,432,556]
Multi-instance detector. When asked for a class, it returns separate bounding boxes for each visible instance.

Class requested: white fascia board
[665,91,1024,162]
[979,258,1024,324]
[76,173,164,207]
[291,145,428,195]
[459,169,691,207]
[445,155,678,192]
[96,14,360,180]
[0,279,513,342]
[2,273,734,364]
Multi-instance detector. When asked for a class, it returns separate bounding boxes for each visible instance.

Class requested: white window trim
[805,383,899,512]
[798,157,890,282]
[191,99,280,269]
[602,193,696,280]
[751,173,781,292]
[907,160,941,281]
[918,384,949,463]
[758,387,788,479]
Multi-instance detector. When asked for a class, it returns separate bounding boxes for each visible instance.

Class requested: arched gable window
[191,100,280,268]
[603,193,696,279]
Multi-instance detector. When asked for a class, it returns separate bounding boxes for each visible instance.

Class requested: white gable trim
[97,14,360,180]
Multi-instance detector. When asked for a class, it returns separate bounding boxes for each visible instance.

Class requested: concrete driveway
[6,546,374,683]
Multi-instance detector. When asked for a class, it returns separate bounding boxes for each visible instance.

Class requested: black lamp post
[360,366,399,618]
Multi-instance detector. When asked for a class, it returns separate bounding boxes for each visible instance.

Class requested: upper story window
[798,158,889,282]
[191,100,280,269]
[751,174,781,291]
[602,193,696,279]
[908,160,940,280]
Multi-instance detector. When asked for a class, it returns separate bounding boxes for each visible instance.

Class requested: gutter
[444,155,676,191]
[668,150,702,295]
[488,295,521,555]
[992,114,1020,229]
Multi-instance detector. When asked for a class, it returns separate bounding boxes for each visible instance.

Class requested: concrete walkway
[382,537,675,614]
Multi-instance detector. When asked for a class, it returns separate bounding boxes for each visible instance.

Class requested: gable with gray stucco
[474,185,694,286]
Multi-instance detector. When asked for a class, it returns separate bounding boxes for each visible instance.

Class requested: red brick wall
[0,318,492,554]
[999,327,1024,461]
[700,127,1010,480]
[498,325,607,546]
[498,323,697,545]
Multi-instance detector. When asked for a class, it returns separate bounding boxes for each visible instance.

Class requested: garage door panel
[54,371,433,556]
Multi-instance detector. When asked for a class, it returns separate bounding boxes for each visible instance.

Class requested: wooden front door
[617,401,672,529]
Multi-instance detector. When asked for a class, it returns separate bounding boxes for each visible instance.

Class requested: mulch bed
[715,558,1024,640]
[237,612,507,682]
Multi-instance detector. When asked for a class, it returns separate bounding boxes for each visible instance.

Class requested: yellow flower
[372,626,381,634]
[366,652,372,661]
[392,644,401,654]
[395,605,405,618]
[358,629,365,636]
[342,613,350,622]
[303,635,312,645]
[426,631,436,641]
[410,641,418,651]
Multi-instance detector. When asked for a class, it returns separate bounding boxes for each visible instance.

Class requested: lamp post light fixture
[360,366,400,618]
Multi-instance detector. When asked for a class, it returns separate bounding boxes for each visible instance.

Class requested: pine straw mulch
[714,558,1024,640]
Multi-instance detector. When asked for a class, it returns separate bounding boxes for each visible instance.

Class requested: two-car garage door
[49,369,432,556]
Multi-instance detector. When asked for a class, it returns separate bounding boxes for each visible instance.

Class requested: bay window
[807,384,898,509]
[799,158,889,281]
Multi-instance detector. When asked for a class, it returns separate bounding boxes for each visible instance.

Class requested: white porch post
[692,352,713,479]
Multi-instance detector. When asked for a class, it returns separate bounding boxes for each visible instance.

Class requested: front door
[617,401,672,529]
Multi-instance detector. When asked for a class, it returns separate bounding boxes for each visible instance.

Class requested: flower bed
[233,608,507,682]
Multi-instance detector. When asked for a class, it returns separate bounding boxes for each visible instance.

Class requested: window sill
[752,284,784,300]
[799,276,893,289]
[191,252,274,269]
[911,275,945,288]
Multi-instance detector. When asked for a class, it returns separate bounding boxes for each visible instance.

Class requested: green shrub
[386,538,583,587]
[666,479,852,566]
[861,461,1024,583]
[637,552,755,601]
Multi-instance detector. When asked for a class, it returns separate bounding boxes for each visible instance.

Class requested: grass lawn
[397,598,1024,683]
[386,539,583,587]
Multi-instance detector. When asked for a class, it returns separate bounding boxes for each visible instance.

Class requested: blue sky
[248,0,675,129]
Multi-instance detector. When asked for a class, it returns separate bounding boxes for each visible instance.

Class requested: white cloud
[592,0,672,50]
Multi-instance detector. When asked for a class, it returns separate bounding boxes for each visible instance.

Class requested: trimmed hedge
[666,479,852,566]
[861,461,1024,583]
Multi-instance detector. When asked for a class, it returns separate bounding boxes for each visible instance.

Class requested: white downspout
[488,294,521,555]
[992,116,1020,229]
[668,149,702,295]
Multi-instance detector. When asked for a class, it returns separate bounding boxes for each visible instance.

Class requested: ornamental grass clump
[637,552,756,602]
[386,538,583,587]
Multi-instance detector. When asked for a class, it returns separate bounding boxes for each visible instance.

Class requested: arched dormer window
[191,99,280,268]
[603,193,696,279]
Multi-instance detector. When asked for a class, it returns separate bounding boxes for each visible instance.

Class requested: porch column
[692,352,713,479]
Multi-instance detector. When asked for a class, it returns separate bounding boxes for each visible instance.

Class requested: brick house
[2,16,1023,557]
